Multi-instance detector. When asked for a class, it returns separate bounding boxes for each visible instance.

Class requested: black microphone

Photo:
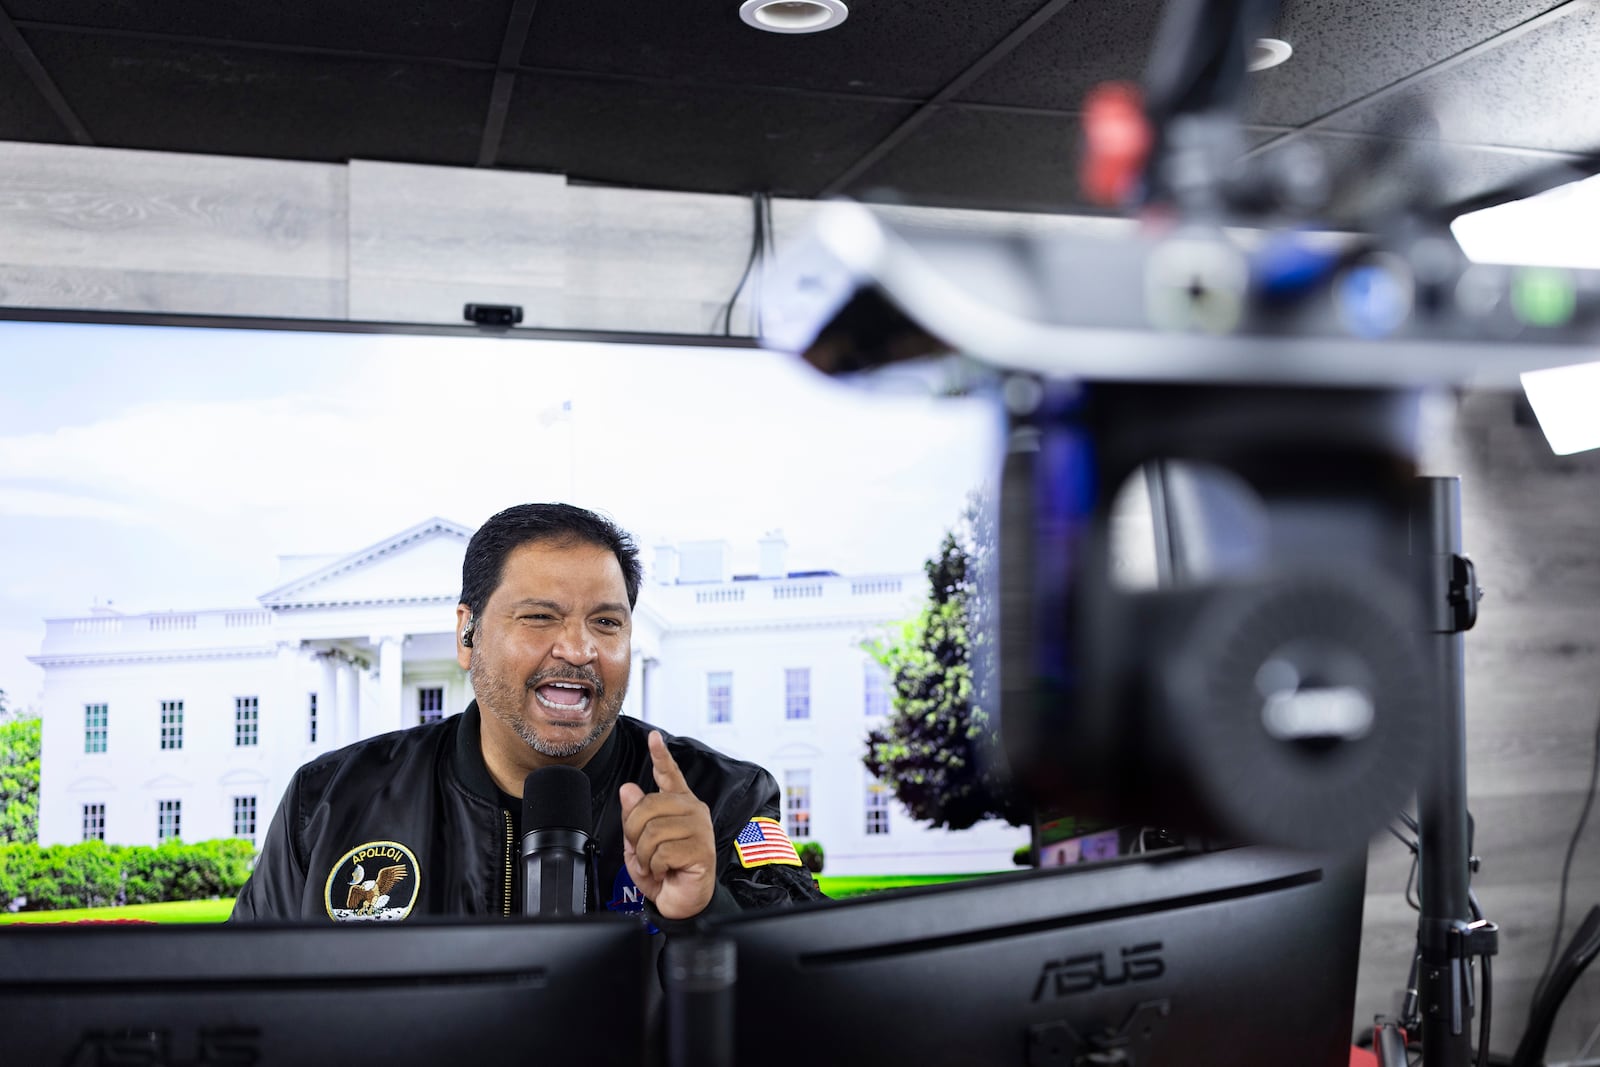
[521,765,592,918]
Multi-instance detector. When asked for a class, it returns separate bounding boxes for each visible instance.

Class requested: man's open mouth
[534,681,593,715]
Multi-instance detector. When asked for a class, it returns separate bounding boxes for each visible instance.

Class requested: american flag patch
[733,818,801,868]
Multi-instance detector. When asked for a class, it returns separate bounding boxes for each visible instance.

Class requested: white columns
[273,643,303,759]
[313,645,387,745]
[339,660,361,743]
[319,653,340,748]
[625,635,660,724]
[626,650,645,722]
[375,635,405,737]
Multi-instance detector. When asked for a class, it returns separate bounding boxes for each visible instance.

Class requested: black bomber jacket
[230,703,824,925]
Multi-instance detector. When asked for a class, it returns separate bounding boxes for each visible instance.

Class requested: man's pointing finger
[647,730,692,794]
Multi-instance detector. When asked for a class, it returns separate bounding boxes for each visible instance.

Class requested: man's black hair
[459,503,643,615]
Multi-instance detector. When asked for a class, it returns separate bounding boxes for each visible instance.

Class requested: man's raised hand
[618,731,717,920]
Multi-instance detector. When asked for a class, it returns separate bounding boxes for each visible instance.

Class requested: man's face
[458,538,631,765]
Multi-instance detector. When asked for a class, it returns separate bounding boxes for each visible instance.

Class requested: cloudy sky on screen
[0,321,1000,704]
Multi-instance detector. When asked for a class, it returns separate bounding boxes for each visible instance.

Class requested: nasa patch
[324,840,420,922]
[605,867,658,934]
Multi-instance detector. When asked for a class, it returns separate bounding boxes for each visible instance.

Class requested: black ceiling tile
[840,105,1086,214]
[1241,0,1560,127]
[24,32,490,165]
[1313,4,1600,155]
[496,74,915,197]
[956,0,1561,133]
[7,0,512,64]
[0,55,75,143]
[521,0,1043,100]
[954,0,1166,111]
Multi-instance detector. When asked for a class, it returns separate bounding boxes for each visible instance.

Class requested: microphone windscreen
[522,765,593,835]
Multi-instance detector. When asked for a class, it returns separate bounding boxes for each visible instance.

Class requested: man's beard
[470,652,626,759]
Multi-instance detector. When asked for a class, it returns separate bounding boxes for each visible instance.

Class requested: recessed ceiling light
[1248,38,1293,72]
[740,0,849,34]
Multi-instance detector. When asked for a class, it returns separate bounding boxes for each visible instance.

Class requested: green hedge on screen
[0,838,254,912]
[796,839,824,874]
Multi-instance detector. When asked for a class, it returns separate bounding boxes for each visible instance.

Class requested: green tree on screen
[0,710,42,844]
[864,498,1028,831]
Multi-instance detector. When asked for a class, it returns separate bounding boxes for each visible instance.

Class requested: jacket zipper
[502,809,513,916]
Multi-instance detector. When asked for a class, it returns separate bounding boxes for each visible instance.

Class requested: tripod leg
[1375,1020,1411,1067]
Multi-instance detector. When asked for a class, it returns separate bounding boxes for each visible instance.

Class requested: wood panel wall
[0,142,346,317]
[0,140,1116,334]
[1353,391,1600,1060]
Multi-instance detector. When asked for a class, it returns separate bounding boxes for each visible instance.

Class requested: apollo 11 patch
[323,840,420,922]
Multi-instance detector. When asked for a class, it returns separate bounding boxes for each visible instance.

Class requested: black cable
[1536,697,1600,998]
[1516,906,1600,1067]
[1478,953,1492,1067]
[750,191,767,333]
[1402,947,1422,1031]
[1471,888,1491,1067]
[755,191,775,338]
[1389,821,1422,913]
[715,192,767,336]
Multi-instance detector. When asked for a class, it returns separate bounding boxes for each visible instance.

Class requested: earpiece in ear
[461,618,475,648]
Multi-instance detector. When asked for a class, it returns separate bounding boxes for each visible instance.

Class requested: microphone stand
[1410,476,1498,1067]
[664,935,735,1067]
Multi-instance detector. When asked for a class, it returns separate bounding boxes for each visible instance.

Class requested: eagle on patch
[347,863,408,914]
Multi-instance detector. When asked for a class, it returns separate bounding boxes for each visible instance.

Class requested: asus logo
[66,1027,262,1066]
[1032,942,1166,1000]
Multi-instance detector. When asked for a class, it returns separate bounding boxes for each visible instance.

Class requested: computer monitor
[0,914,653,1066]
[707,845,1366,1067]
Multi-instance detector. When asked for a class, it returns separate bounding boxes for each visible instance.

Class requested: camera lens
[1155,570,1432,850]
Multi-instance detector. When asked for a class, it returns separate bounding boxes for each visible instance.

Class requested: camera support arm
[1411,477,1497,1067]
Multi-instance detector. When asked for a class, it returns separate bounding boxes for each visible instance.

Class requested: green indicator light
[1512,268,1577,327]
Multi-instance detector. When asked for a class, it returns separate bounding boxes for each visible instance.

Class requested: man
[232,503,823,925]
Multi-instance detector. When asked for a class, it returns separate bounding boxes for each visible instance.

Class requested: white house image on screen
[32,518,1027,876]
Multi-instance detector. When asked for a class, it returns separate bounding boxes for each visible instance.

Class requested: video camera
[754,4,1600,1064]
[759,0,1600,859]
